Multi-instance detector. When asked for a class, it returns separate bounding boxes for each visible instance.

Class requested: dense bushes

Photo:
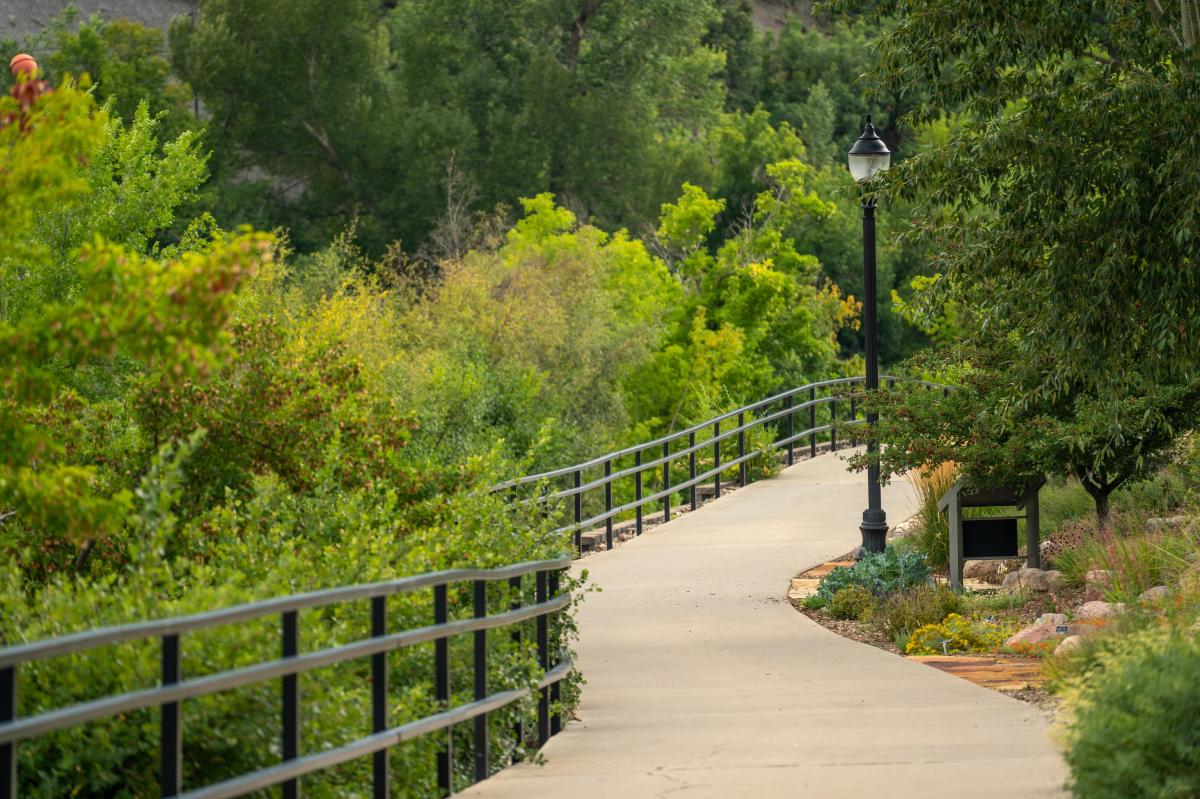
[1059,626,1200,798]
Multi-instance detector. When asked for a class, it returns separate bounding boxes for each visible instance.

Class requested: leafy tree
[825,0,1200,528]
[171,0,729,251]
[830,0,1200,398]
[3,8,196,141]
[850,339,1200,529]
[633,161,854,430]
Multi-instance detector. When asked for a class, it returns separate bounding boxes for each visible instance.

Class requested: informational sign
[961,517,1020,559]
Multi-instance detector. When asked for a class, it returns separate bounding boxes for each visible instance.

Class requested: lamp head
[848,116,892,182]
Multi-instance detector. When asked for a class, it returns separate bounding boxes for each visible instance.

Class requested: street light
[848,116,891,555]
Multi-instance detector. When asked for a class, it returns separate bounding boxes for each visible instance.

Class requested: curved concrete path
[463,451,1067,798]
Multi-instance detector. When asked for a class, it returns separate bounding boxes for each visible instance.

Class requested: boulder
[1138,585,1170,603]
[1004,620,1062,649]
[1084,569,1113,602]
[1054,635,1086,656]
[1145,515,1189,532]
[964,560,1001,581]
[1076,600,1124,620]
[1001,567,1066,593]
[1035,613,1068,628]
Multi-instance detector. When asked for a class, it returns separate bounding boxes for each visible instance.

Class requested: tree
[850,336,1200,529]
[171,0,729,252]
[829,0,1200,397]
[826,0,1200,522]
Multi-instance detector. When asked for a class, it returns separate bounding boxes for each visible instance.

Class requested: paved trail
[463,451,1067,798]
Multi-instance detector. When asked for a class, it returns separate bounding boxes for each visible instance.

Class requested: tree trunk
[1093,491,1111,532]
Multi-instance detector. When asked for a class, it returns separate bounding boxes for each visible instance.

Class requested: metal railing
[0,558,571,799]
[500,375,949,552]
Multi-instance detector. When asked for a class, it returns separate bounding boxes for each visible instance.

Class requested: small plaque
[962,517,1019,559]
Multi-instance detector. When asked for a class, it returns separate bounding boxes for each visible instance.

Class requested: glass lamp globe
[848,117,892,182]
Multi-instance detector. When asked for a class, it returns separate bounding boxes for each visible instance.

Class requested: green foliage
[905,613,1009,655]
[1052,520,1200,602]
[828,584,875,620]
[169,0,728,251]
[832,0,1200,528]
[851,344,1200,528]
[959,589,1032,616]
[21,8,196,140]
[1058,626,1200,798]
[817,547,931,600]
[867,583,962,644]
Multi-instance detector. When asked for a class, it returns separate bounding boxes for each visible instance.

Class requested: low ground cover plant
[866,583,962,647]
[827,584,874,620]
[816,547,931,601]
[905,613,1011,655]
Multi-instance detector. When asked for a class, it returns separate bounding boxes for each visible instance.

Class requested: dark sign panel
[962,517,1020,559]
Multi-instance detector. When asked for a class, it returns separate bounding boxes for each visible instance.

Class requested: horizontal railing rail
[501,375,949,552]
[0,558,572,799]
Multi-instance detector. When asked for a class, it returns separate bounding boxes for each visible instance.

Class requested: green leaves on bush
[816,547,931,601]
[828,585,874,620]
[867,584,962,645]
[1062,628,1200,799]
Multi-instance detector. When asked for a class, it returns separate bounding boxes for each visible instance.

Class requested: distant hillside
[752,0,819,32]
[6,1,814,46]
[3,0,195,43]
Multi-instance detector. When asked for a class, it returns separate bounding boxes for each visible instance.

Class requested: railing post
[737,412,747,486]
[809,387,817,458]
[508,577,524,756]
[549,570,562,735]
[435,584,451,797]
[830,396,838,452]
[635,448,643,536]
[473,580,488,783]
[160,634,182,798]
[371,596,389,798]
[688,431,697,511]
[1,665,15,799]
[713,421,721,499]
[573,470,583,553]
[785,394,795,466]
[604,459,614,550]
[661,441,671,523]
[850,396,857,448]
[535,571,550,747]
[282,610,300,799]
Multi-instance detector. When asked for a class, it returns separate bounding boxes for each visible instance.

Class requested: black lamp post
[848,116,892,555]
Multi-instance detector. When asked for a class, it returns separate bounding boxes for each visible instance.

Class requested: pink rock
[1138,585,1170,603]
[1084,569,1113,602]
[1004,621,1061,649]
[1054,635,1085,655]
[1076,600,1124,620]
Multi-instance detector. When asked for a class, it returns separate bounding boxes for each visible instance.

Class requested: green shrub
[828,585,875,620]
[867,584,962,644]
[817,547,931,600]
[1061,627,1200,798]
[905,613,1010,655]
[799,594,826,610]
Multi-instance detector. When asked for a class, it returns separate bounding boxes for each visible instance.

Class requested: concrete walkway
[463,452,1067,798]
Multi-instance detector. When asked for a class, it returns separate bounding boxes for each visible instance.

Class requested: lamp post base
[859,508,888,555]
